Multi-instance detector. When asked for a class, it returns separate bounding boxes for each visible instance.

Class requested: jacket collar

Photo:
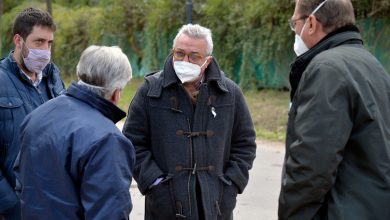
[66,82,126,123]
[289,25,363,101]
[161,53,228,92]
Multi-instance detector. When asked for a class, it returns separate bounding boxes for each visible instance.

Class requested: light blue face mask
[293,0,329,56]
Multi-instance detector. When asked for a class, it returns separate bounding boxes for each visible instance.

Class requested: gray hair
[297,0,355,33]
[77,45,132,99]
[173,24,213,55]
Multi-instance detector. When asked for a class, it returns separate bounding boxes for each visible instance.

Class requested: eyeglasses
[288,16,308,31]
[172,48,207,63]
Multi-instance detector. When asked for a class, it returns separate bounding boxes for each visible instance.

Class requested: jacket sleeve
[278,63,353,219]
[0,73,20,213]
[0,172,19,213]
[122,82,165,195]
[80,133,135,220]
[224,84,257,194]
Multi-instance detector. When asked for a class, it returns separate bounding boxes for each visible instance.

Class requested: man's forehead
[292,2,302,19]
[175,34,207,53]
[27,25,54,39]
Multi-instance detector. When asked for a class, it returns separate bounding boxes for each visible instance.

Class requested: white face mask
[173,58,209,83]
[293,0,329,56]
[293,22,309,56]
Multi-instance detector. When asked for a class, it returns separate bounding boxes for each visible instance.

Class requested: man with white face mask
[0,8,65,219]
[279,0,390,219]
[123,24,256,220]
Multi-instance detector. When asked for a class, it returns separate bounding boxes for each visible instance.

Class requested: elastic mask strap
[78,80,106,91]
[312,0,328,15]
[200,56,210,69]
[300,0,328,37]
[299,21,308,37]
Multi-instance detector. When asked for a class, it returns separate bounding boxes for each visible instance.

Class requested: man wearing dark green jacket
[279,0,390,219]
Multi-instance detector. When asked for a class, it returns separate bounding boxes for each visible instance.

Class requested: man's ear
[110,89,121,105]
[308,15,318,35]
[13,34,23,49]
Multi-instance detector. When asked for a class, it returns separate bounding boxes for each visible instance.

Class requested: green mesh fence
[1,17,388,87]
[358,18,390,72]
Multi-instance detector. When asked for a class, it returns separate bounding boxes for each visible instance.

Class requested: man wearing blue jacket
[14,45,135,219]
[0,7,65,219]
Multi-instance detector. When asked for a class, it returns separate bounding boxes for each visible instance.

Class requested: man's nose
[183,54,190,62]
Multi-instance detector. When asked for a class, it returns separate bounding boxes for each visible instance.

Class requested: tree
[46,0,52,15]
[0,0,4,17]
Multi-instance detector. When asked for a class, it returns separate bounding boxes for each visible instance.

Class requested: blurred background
[1,0,389,89]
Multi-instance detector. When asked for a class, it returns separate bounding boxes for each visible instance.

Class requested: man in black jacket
[123,24,256,220]
[278,0,390,219]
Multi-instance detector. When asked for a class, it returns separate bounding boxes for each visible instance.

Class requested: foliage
[0,0,389,90]
[198,0,294,89]
[53,5,105,77]
[352,0,390,18]
[140,0,185,73]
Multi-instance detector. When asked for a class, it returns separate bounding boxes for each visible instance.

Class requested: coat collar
[289,25,363,101]
[66,82,126,123]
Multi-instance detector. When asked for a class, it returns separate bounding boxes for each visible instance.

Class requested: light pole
[186,0,193,24]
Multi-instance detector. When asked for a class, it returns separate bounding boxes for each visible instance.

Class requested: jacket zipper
[34,86,46,105]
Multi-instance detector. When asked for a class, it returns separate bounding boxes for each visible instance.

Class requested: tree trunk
[46,0,55,62]
[0,0,3,56]
[46,0,52,15]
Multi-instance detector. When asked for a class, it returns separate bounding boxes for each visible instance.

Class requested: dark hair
[297,0,355,32]
[12,7,56,40]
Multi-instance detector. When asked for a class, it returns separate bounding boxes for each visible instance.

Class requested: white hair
[76,45,132,99]
[173,24,213,55]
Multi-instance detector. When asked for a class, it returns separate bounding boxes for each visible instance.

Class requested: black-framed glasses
[172,48,207,63]
[288,16,308,31]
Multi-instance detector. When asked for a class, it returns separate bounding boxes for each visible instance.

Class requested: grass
[244,90,289,142]
[118,78,143,112]
[65,77,290,142]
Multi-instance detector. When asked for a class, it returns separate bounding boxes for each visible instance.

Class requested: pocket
[145,176,175,219]
[0,97,23,146]
[0,97,23,108]
[218,176,238,217]
[0,97,23,120]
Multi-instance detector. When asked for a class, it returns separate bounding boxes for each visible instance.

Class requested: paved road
[128,140,285,220]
